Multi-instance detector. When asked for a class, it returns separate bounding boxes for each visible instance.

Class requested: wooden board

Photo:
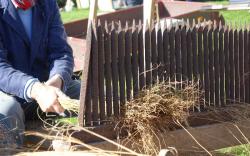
[16,151,118,156]
[78,0,98,126]
[86,119,250,156]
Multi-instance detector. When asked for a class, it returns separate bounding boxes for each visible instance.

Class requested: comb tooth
[111,21,115,30]
[125,21,129,31]
[104,20,109,32]
[118,20,122,32]
[192,18,196,28]
[98,19,101,27]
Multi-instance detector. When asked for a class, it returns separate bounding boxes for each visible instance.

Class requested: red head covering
[12,0,36,10]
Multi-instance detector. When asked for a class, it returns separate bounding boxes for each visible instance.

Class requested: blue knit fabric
[17,8,32,40]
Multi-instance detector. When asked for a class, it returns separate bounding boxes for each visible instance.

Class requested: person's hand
[45,74,63,89]
[30,82,66,114]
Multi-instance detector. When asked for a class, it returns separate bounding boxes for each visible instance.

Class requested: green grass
[56,117,78,125]
[60,8,107,24]
[207,0,250,24]
[60,8,89,23]
[206,0,229,5]
[220,10,250,24]
[217,144,250,156]
[60,1,250,25]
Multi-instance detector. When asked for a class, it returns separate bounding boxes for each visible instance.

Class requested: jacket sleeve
[47,0,74,90]
[0,35,35,99]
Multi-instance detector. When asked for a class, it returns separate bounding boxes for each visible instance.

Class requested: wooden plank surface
[163,24,170,82]
[224,25,230,104]
[85,68,92,126]
[248,28,250,103]
[203,25,210,106]
[169,25,175,82]
[214,23,220,106]
[229,27,235,102]
[73,119,250,156]
[88,0,98,27]
[151,25,158,85]
[91,24,99,126]
[187,23,193,84]
[132,21,139,96]
[118,22,126,107]
[192,21,198,84]
[125,22,132,101]
[145,22,152,88]
[157,23,164,83]
[208,24,215,106]
[26,105,249,139]
[234,29,240,102]
[138,21,145,90]
[104,22,113,117]
[181,24,188,84]
[78,25,91,126]
[143,0,155,28]
[198,24,205,109]
[17,151,118,156]
[97,21,105,123]
[219,23,225,106]
[244,28,249,103]
[239,29,244,102]
[78,0,98,126]
[175,24,181,86]
[191,22,199,111]
[111,22,120,116]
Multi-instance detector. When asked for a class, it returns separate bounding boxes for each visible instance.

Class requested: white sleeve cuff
[24,78,39,102]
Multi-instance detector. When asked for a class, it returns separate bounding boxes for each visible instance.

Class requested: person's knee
[0,93,23,117]
[65,80,81,99]
[125,0,143,6]
[0,92,25,146]
[0,92,24,129]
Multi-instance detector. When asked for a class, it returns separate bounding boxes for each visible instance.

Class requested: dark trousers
[125,0,143,6]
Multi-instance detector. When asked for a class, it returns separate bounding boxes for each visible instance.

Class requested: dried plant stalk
[59,98,79,113]
[117,81,199,155]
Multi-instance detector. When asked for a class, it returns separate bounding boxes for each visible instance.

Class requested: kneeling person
[0,0,80,147]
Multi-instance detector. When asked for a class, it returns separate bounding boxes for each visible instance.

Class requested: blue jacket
[0,0,74,100]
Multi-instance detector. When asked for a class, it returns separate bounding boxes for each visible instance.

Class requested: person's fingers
[53,101,65,114]
[55,88,69,99]
[53,105,65,114]
[44,80,50,85]
[45,107,55,113]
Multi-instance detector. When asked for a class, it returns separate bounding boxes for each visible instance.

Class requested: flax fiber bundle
[58,98,79,113]
[117,82,199,155]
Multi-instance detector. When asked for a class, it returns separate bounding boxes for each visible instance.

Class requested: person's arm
[0,34,65,114]
[47,0,74,91]
[0,37,66,114]
[30,81,65,113]
[0,35,34,99]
